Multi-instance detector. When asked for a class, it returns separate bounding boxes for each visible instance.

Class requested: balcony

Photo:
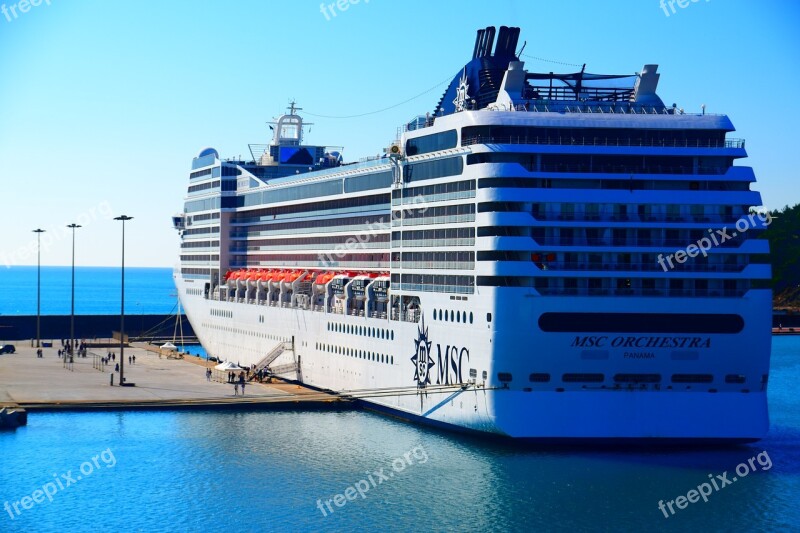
[462,134,745,149]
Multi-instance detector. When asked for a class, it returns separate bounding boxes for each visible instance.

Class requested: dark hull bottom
[358,400,762,449]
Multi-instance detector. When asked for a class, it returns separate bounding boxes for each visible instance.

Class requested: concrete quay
[0,341,351,412]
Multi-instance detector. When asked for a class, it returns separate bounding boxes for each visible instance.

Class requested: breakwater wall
[0,314,195,341]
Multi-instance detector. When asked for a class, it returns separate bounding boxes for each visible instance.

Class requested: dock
[0,341,352,414]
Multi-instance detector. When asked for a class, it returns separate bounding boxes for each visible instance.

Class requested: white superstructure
[173,27,772,441]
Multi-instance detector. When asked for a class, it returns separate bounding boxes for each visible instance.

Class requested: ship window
[725,374,746,384]
[344,171,393,193]
[529,373,551,383]
[444,311,448,322]
[405,129,458,156]
[469,312,473,324]
[672,374,713,383]
[391,356,394,364]
[538,313,744,334]
[450,310,455,322]
[404,156,464,183]
[563,373,604,383]
[497,372,513,383]
[487,313,492,323]
[613,374,661,383]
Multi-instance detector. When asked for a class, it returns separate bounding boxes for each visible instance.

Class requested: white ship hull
[173,26,772,441]
[176,274,770,441]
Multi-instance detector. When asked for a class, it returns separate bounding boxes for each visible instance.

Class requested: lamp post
[32,229,46,348]
[67,224,81,361]
[115,215,133,385]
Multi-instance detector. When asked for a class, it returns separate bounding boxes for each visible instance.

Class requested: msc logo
[411,320,434,386]
[411,319,470,386]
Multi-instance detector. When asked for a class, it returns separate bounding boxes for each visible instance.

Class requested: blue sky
[0,0,797,267]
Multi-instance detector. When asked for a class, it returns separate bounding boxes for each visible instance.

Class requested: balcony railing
[462,135,745,149]
[530,212,744,224]
[525,261,747,273]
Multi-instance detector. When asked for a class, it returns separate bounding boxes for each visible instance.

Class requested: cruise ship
[173,26,772,441]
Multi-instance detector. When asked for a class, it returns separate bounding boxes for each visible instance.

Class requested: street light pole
[32,229,46,349]
[67,224,81,361]
[115,215,133,385]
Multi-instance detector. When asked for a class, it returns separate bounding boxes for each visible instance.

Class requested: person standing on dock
[234,381,239,396]
[132,355,136,365]
[239,373,246,396]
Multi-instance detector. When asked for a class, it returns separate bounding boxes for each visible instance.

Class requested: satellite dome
[197,147,219,159]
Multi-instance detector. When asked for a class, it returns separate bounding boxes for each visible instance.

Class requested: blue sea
[0,266,176,315]
[1,337,798,532]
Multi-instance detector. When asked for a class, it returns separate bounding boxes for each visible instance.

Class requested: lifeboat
[257,269,272,290]
[283,270,303,283]
[247,269,261,288]
[315,271,335,286]
[269,269,285,288]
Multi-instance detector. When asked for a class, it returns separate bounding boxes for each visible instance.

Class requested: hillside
[761,204,800,310]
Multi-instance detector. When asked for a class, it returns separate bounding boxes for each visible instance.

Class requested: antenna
[288,99,303,115]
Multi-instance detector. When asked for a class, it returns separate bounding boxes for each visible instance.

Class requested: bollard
[110,373,114,386]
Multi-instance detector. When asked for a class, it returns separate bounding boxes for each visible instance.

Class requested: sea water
[1,337,797,532]
[0,266,176,316]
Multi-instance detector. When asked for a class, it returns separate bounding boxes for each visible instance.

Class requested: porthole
[391,331,394,340]
[450,310,454,322]
[469,312,473,324]
[444,311,448,322]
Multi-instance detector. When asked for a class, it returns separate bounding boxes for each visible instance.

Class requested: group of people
[233,372,246,396]
[35,348,44,358]
[204,365,275,397]
[59,339,88,358]
[208,370,250,396]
